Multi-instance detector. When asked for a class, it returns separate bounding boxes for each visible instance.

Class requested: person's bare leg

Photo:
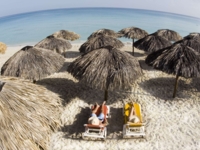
[129,102,135,120]
[101,101,106,113]
[92,102,99,114]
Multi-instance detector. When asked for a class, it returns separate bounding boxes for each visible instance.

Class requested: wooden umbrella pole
[104,89,108,101]
[173,75,179,98]
[132,39,135,56]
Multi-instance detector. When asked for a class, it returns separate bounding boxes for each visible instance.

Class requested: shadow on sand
[139,77,196,100]
[37,78,129,105]
[65,51,80,59]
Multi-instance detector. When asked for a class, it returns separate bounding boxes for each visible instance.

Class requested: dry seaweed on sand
[79,35,124,54]
[1,46,65,82]
[0,42,7,54]
[0,77,62,150]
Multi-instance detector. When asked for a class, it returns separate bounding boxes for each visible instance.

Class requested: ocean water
[0,7,200,46]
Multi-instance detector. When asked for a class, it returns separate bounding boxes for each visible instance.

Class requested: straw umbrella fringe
[118,27,148,55]
[134,34,172,53]
[35,35,72,56]
[0,77,61,150]
[175,33,200,53]
[68,46,143,101]
[1,46,65,82]
[152,43,200,97]
[0,42,7,54]
[87,28,118,40]
[156,29,182,41]
[52,30,80,41]
[79,35,124,54]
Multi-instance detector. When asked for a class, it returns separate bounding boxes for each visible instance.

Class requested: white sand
[1,44,200,150]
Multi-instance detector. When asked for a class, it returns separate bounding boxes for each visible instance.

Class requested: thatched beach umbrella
[79,35,124,54]
[52,30,80,41]
[150,43,200,98]
[68,46,143,101]
[175,32,200,53]
[0,77,61,150]
[118,27,148,55]
[1,46,65,82]
[87,28,118,40]
[134,33,172,53]
[156,29,182,41]
[35,35,72,57]
[0,42,7,54]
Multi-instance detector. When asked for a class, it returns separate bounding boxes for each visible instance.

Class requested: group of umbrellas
[1,27,200,149]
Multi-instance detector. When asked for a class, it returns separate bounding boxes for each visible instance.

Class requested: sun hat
[88,116,99,125]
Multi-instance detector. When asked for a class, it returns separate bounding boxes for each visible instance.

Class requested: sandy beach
[1,44,200,150]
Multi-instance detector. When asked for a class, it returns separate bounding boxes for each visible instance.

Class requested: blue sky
[1,0,200,18]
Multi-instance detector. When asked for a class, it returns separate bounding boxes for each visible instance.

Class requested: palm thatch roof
[156,29,182,41]
[68,46,143,92]
[87,28,118,40]
[0,42,7,54]
[0,77,61,150]
[152,43,200,78]
[1,46,65,82]
[34,35,72,56]
[52,30,80,41]
[117,26,148,55]
[175,32,200,53]
[134,33,172,53]
[145,47,169,66]
[117,26,148,39]
[79,35,124,54]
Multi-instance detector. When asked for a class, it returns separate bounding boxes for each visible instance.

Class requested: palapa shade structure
[87,28,118,40]
[68,46,143,101]
[156,29,182,41]
[118,27,148,55]
[0,77,61,150]
[134,33,172,53]
[1,46,65,82]
[52,30,80,41]
[35,35,72,57]
[79,35,124,54]
[175,32,200,53]
[148,43,200,98]
[0,42,7,54]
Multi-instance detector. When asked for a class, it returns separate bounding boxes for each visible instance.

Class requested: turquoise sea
[0,7,200,46]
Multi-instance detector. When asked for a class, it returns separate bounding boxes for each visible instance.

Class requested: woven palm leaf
[79,35,124,54]
[156,29,182,41]
[134,33,172,53]
[175,32,200,53]
[35,35,72,56]
[68,46,142,93]
[52,30,80,41]
[153,43,200,78]
[118,26,148,55]
[0,77,61,150]
[0,42,7,54]
[87,28,118,40]
[118,27,148,39]
[1,46,65,81]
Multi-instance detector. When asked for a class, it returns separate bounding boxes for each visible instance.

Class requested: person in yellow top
[127,102,140,123]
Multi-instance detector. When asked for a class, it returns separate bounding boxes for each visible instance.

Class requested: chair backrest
[124,102,143,123]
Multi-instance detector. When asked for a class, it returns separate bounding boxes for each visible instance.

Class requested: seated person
[88,101,108,126]
[127,102,140,124]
